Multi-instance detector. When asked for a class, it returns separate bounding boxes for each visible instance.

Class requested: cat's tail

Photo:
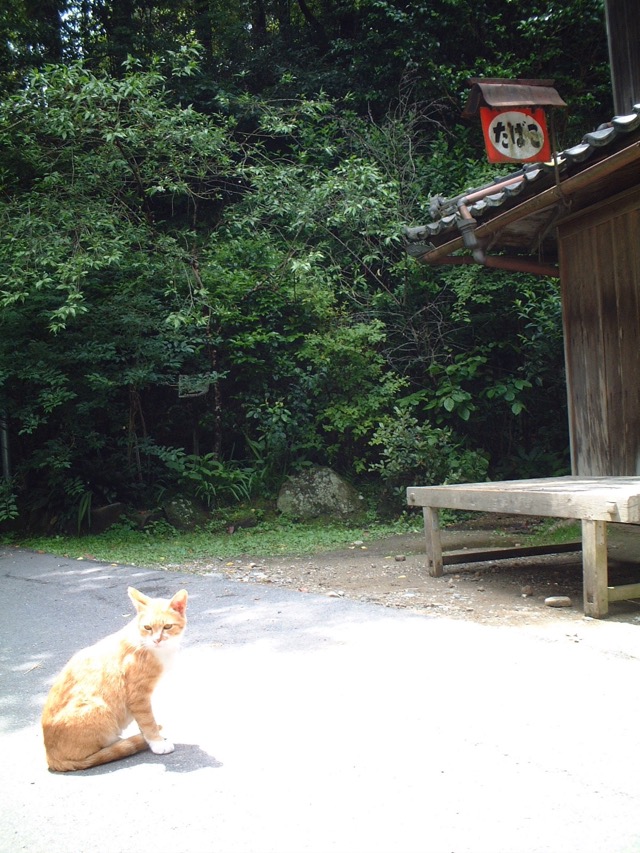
[46,734,149,772]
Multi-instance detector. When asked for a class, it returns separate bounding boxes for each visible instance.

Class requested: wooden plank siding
[605,0,640,114]
[559,186,640,475]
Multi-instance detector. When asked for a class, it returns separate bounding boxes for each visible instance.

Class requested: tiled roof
[404,105,640,256]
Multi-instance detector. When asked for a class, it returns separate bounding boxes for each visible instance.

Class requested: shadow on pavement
[53,742,223,777]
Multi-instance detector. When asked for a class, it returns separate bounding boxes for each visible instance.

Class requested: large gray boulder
[277,466,363,519]
[162,496,210,531]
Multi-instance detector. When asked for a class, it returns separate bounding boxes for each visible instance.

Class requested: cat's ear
[169,589,188,616]
[128,587,150,612]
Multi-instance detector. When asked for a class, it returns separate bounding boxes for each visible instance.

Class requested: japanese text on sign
[480,107,552,163]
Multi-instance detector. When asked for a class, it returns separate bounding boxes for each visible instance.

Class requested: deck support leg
[423,506,443,577]
[582,519,609,618]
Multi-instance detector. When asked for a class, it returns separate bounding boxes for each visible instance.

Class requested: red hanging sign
[480,106,552,163]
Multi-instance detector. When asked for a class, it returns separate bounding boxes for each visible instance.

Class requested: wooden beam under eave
[428,254,559,277]
[483,255,558,276]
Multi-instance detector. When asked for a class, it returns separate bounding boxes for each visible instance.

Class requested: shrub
[369,406,489,510]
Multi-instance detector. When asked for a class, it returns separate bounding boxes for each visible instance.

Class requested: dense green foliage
[0,1,611,529]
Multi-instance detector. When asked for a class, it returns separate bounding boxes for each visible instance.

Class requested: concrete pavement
[2,544,640,853]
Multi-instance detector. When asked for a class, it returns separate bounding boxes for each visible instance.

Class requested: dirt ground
[183,515,640,627]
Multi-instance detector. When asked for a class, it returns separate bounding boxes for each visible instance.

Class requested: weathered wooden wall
[559,186,640,475]
[605,0,640,114]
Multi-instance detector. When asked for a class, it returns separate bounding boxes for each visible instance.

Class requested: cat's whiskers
[149,638,180,668]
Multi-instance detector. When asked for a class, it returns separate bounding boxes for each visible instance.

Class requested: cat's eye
[163,624,173,631]
[143,625,152,632]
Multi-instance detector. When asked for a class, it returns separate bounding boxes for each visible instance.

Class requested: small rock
[544,595,573,608]
[521,585,533,597]
[395,554,406,562]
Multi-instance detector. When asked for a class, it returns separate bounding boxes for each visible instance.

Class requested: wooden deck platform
[407,476,640,618]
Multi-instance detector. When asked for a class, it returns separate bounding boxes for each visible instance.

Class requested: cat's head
[128,587,188,650]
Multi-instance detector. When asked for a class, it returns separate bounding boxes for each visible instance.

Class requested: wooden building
[403,0,640,615]
[406,0,640,479]
[406,109,640,477]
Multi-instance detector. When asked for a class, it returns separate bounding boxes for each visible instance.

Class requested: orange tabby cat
[42,586,188,772]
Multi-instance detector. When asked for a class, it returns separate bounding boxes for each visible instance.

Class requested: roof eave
[410,139,640,276]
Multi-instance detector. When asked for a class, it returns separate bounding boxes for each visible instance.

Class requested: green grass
[525,518,582,546]
[4,515,422,568]
[2,513,583,569]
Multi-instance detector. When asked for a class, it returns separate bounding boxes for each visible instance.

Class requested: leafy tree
[3,1,611,124]
[0,1,614,526]
[0,69,416,520]
[0,52,234,325]
[0,55,241,522]
[0,0,66,92]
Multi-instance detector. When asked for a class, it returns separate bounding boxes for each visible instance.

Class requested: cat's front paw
[148,738,175,755]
